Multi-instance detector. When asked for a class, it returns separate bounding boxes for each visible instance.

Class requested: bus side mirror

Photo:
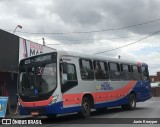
[62,62,68,74]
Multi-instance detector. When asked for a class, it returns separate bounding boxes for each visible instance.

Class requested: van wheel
[122,94,136,110]
[79,97,91,118]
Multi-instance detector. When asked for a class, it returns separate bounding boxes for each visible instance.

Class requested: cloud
[0,0,160,74]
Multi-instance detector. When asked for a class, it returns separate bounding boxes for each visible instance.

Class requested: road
[1,97,160,127]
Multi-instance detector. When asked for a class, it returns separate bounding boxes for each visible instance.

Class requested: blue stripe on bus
[95,95,129,109]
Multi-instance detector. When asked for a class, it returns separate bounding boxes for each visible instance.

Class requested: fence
[151,87,160,97]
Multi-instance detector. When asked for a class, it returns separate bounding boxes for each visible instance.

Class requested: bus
[18,51,152,118]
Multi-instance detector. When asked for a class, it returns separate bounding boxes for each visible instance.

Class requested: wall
[0,29,19,72]
[152,87,160,97]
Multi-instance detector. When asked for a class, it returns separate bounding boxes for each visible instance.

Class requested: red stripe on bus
[19,96,53,107]
[94,80,136,103]
[63,93,83,106]
[63,80,136,106]
[20,81,136,107]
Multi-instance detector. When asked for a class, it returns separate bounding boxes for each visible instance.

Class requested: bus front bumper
[19,102,63,116]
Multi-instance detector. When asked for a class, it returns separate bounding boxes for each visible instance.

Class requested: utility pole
[118,55,121,59]
[42,38,45,46]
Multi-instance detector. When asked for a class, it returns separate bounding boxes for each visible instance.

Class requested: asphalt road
[1,97,160,127]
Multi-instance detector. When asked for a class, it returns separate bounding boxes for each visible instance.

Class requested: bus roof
[57,50,148,66]
[19,50,148,66]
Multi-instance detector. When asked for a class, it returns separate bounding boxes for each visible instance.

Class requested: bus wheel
[122,94,136,110]
[79,97,91,118]
[47,114,57,119]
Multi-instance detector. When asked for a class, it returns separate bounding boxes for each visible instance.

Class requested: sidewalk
[6,114,32,119]
[0,106,33,125]
[5,105,31,119]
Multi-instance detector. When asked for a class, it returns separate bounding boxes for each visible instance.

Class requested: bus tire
[79,97,91,118]
[122,94,136,110]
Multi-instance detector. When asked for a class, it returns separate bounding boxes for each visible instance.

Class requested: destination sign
[24,53,55,65]
[35,54,51,62]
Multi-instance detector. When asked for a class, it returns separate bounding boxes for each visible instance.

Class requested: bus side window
[141,66,149,81]
[67,64,77,81]
[60,63,78,93]
[79,59,94,80]
[121,64,132,80]
[61,63,77,84]
[108,62,121,80]
[93,60,109,80]
[131,65,142,80]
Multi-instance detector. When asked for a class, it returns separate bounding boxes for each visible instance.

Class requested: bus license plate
[31,112,39,116]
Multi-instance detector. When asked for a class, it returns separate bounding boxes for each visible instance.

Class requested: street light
[13,25,22,34]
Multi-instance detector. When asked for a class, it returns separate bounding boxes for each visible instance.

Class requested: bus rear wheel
[122,94,136,110]
[79,97,91,118]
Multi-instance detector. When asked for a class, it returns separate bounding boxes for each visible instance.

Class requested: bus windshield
[19,63,57,96]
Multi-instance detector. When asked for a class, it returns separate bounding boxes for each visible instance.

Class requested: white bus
[18,51,152,118]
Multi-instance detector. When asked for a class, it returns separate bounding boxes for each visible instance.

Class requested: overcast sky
[0,0,160,75]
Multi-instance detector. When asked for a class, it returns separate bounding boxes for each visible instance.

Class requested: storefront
[0,29,55,106]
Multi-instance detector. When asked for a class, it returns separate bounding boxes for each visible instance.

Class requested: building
[150,72,160,83]
[0,29,55,106]
[150,72,160,97]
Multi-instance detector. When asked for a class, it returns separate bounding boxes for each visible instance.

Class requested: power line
[94,31,160,54]
[33,35,143,42]
[49,35,146,42]
[32,32,160,44]
[2,18,160,35]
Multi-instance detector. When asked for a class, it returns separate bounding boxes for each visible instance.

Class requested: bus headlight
[50,95,59,105]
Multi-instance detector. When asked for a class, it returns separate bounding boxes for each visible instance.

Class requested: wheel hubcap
[83,102,89,113]
[131,98,135,107]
